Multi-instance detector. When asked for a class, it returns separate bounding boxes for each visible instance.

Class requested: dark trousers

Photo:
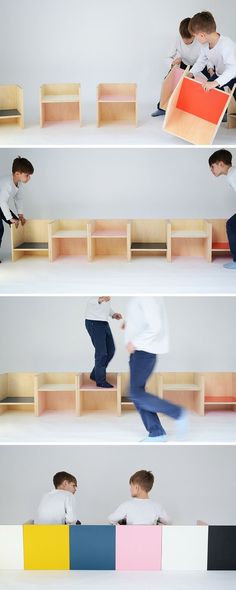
[85,319,115,385]
[0,208,18,248]
[157,63,210,110]
[208,74,236,100]
[129,350,182,437]
[226,214,236,261]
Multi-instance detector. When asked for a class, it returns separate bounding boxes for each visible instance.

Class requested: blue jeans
[85,320,115,385]
[226,214,236,261]
[129,350,182,437]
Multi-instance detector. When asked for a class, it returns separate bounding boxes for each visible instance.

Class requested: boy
[152,17,212,117]
[189,12,236,99]
[36,471,77,524]
[0,156,34,262]
[124,297,187,442]
[209,149,236,269]
[108,470,170,525]
[85,296,122,388]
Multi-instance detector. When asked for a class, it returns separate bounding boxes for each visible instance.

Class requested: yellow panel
[23,525,69,570]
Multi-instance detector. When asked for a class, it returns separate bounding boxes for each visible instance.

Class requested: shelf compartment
[97,84,137,126]
[159,373,204,415]
[40,83,81,127]
[203,373,236,413]
[129,219,170,261]
[11,220,50,261]
[77,373,121,416]
[34,373,79,416]
[131,242,167,251]
[0,373,35,415]
[88,220,129,260]
[49,220,89,261]
[208,220,231,261]
[169,219,212,261]
[0,85,24,128]
[0,396,34,405]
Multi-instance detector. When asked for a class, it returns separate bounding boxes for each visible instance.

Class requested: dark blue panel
[70,525,115,570]
[208,526,236,570]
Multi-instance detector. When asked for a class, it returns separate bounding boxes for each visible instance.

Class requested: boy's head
[179,18,194,45]
[209,150,232,176]
[53,471,77,494]
[129,470,154,497]
[189,11,216,44]
[12,156,34,184]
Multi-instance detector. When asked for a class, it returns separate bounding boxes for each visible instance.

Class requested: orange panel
[212,242,229,250]
[176,78,229,124]
[205,396,236,403]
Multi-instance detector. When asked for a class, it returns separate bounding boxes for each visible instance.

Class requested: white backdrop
[0,0,235,123]
[1,147,236,257]
[0,296,235,372]
[0,445,235,525]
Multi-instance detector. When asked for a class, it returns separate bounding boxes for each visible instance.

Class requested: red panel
[176,78,229,124]
[212,242,230,250]
[205,396,236,403]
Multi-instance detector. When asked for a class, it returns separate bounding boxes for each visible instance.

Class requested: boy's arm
[108,502,128,524]
[167,37,180,69]
[13,185,24,217]
[215,45,236,88]
[157,505,171,525]
[65,495,77,524]
[190,47,208,77]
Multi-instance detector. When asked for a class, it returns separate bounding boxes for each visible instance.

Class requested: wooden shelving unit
[88,220,130,260]
[0,85,24,128]
[159,373,205,415]
[0,373,35,414]
[208,219,230,261]
[77,373,121,416]
[48,219,89,261]
[34,373,79,416]
[203,373,236,412]
[11,220,50,261]
[97,84,137,126]
[169,219,212,261]
[40,84,81,127]
[128,219,171,261]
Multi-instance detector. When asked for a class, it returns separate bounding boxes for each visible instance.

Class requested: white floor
[0,409,236,443]
[0,104,235,146]
[0,571,235,590]
[1,255,236,295]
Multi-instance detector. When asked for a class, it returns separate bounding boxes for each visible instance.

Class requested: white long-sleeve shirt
[125,297,169,354]
[167,36,205,69]
[190,35,236,87]
[227,166,236,192]
[108,498,170,525]
[0,176,23,221]
[35,489,76,524]
[85,297,115,321]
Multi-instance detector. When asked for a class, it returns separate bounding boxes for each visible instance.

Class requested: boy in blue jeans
[209,149,236,269]
[85,297,122,388]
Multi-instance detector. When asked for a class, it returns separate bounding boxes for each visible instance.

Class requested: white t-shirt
[35,489,76,524]
[85,297,115,321]
[124,297,169,354]
[190,35,236,87]
[108,498,170,525]
[167,36,204,69]
[227,167,236,192]
[0,176,23,221]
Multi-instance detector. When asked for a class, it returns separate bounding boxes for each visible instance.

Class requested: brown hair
[53,471,77,488]
[179,18,193,40]
[129,470,154,492]
[208,149,232,167]
[189,11,216,35]
[12,156,34,175]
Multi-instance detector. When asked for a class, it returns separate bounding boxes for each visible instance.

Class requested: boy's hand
[187,72,194,78]
[112,313,123,320]
[126,342,136,354]
[98,296,110,303]
[19,214,26,226]
[171,58,181,67]
[11,218,19,228]
[202,80,218,92]
[208,68,215,77]
[121,321,126,330]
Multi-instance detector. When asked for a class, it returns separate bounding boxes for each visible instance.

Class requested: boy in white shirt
[209,149,236,269]
[108,470,170,525]
[124,297,187,442]
[36,471,78,525]
[85,296,122,388]
[0,156,34,262]
[152,17,212,117]
[189,12,236,102]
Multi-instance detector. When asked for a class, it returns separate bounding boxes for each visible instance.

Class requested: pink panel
[172,67,184,89]
[116,526,162,571]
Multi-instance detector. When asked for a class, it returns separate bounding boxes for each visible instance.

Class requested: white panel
[162,526,208,571]
[0,526,24,569]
